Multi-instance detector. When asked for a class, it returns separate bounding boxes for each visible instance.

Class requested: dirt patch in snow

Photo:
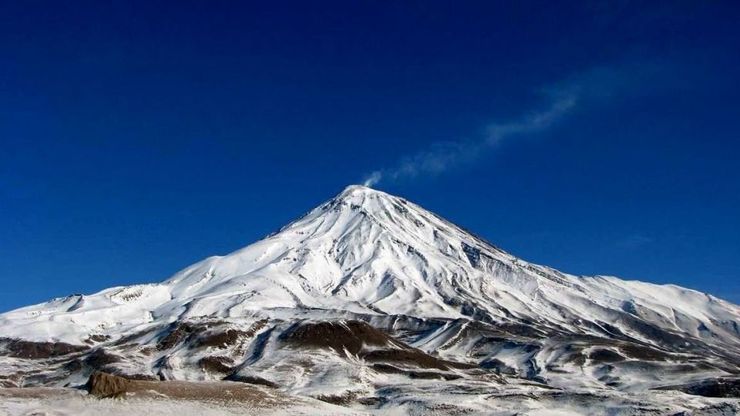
[372,363,462,380]
[283,320,476,372]
[361,349,451,370]
[198,356,234,373]
[0,337,89,359]
[314,390,360,406]
[225,374,278,388]
[85,334,112,344]
[281,320,392,355]
[85,348,122,368]
[655,377,740,398]
[617,343,672,361]
[156,322,199,350]
[196,329,249,348]
[588,349,625,363]
[155,319,265,351]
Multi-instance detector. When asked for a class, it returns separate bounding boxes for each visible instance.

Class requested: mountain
[1,185,739,415]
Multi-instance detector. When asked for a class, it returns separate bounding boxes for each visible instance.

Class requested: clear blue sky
[1,1,739,312]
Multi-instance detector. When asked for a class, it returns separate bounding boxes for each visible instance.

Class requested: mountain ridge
[1,185,738,414]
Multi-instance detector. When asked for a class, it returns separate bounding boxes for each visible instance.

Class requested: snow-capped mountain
[1,185,739,414]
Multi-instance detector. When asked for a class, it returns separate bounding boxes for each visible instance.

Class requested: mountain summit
[1,185,739,413]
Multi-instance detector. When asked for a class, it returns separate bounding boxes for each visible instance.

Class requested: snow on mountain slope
[1,185,739,414]
[3,185,738,345]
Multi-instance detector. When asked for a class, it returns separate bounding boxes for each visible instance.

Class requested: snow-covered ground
[1,386,737,416]
[0,387,363,416]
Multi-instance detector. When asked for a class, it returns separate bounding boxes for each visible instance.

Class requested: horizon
[2,2,739,312]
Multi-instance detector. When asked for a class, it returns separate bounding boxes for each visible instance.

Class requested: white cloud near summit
[362,88,577,187]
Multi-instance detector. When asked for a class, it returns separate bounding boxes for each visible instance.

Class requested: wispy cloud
[362,85,577,187]
[362,64,653,187]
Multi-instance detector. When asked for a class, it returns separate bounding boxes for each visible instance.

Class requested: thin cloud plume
[362,88,577,187]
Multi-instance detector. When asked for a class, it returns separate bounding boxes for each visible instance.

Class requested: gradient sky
[1,1,739,312]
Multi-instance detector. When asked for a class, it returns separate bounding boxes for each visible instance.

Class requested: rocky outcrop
[86,371,131,398]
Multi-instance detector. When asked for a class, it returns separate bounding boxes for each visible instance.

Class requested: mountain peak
[336,184,380,198]
[341,183,372,192]
[329,184,397,210]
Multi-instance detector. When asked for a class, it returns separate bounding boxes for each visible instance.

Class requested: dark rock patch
[282,320,392,355]
[372,363,462,380]
[63,359,84,373]
[61,350,129,383]
[198,356,234,373]
[104,371,158,381]
[283,320,475,372]
[244,319,269,336]
[84,348,122,369]
[656,378,740,398]
[0,338,89,359]
[409,371,461,381]
[314,390,359,406]
[195,329,247,349]
[619,343,672,361]
[139,346,157,356]
[361,348,451,370]
[155,320,259,351]
[588,348,625,363]
[86,334,111,344]
[461,242,481,268]
[157,322,199,350]
[357,396,386,406]
[225,374,278,388]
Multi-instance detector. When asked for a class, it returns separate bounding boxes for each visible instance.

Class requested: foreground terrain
[0,373,738,415]
[0,380,359,416]
[1,185,739,414]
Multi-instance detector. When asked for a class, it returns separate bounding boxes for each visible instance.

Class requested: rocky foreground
[0,373,359,415]
[1,370,738,416]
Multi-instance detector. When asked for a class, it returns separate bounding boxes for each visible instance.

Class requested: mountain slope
[1,185,739,414]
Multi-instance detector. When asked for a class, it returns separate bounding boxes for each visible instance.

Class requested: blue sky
[1,1,739,312]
